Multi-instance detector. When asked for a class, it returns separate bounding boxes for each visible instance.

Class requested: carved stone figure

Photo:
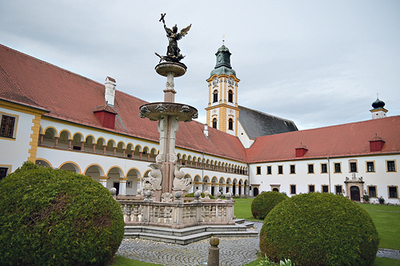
[141,163,162,190]
[173,164,193,191]
[157,13,191,63]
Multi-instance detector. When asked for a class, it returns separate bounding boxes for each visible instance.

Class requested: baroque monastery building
[1,43,399,204]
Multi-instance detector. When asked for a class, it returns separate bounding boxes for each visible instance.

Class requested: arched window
[228,118,233,130]
[213,90,218,103]
[212,118,217,129]
[228,90,233,103]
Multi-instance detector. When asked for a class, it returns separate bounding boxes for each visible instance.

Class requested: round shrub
[0,162,125,266]
[260,192,379,266]
[251,191,288,220]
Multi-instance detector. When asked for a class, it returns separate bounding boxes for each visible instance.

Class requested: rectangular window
[309,185,315,193]
[387,160,396,172]
[366,162,375,172]
[267,166,272,175]
[0,114,16,138]
[335,185,342,195]
[322,185,329,193]
[321,163,328,173]
[290,185,296,195]
[278,165,283,175]
[290,165,296,174]
[308,164,314,174]
[388,186,398,198]
[350,162,357,173]
[334,163,341,173]
[256,166,261,175]
[368,186,377,198]
[0,167,9,180]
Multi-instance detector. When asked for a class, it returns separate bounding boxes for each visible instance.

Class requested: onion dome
[372,98,385,109]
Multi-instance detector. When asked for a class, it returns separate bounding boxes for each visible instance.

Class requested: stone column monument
[139,14,197,201]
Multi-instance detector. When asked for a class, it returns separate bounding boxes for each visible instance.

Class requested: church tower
[205,43,240,136]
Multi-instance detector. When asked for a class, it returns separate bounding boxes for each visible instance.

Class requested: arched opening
[228,118,233,131]
[107,167,123,195]
[84,135,95,153]
[35,159,51,168]
[42,127,57,147]
[95,138,106,154]
[211,177,218,196]
[85,164,103,183]
[58,130,70,149]
[72,133,83,150]
[212,118,217,129]
[253,187,259,197]
[116,141,125,157]
[59,162,80,173]
[228,90,233,103]
[272,188,279,192]
[127,168,140,195]
[213,90,218,103]
[194,175,202,191]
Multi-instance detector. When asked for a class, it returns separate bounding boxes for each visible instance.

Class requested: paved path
[117,222,263,266]
[117,221,400,265]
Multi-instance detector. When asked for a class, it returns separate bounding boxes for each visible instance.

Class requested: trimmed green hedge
[251,191,288,220]
[0,162,125,266]
[260,193,379,266]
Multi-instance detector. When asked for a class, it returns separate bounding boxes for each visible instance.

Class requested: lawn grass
[358,203,400,250]
[111,255,162,266]
[234,197,259,221]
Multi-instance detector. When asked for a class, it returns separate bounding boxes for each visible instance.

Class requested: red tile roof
[0,44,247,161]
[246,116,400,163]
[1,44,399,164]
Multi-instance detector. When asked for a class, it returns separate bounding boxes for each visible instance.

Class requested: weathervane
[155,13,191,63]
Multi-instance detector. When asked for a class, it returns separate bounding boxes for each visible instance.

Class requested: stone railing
[118,193,235,229]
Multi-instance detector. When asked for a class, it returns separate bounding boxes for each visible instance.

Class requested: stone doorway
[350,186,360,201]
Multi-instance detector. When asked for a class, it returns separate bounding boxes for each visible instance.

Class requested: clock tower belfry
[205,43,240,136]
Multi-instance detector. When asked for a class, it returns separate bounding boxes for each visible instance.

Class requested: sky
[1,0,399,130]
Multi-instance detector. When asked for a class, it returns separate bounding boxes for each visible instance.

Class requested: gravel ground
[117,221,400,265]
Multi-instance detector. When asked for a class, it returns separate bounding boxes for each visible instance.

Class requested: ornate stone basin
[140,102,198,122]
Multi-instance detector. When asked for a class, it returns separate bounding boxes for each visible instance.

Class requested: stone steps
[124,221,259,245]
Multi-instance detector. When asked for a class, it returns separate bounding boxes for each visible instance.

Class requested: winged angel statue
[156,13,191,63]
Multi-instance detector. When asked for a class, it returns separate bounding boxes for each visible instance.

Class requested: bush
[251,191,288,220]
[0,162,125,266]
[260,193,379,266]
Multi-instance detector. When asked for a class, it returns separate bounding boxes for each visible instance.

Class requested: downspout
[327,157,331,193]
[202,152,205,191]
[247,163,250,196]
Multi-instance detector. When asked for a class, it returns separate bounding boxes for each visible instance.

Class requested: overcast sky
[1,0,399,130]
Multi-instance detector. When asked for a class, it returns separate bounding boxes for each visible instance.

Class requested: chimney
[204,124,209,138]
[105,76,116,106]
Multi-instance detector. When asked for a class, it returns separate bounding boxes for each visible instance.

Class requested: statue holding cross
[155,13,191,63]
